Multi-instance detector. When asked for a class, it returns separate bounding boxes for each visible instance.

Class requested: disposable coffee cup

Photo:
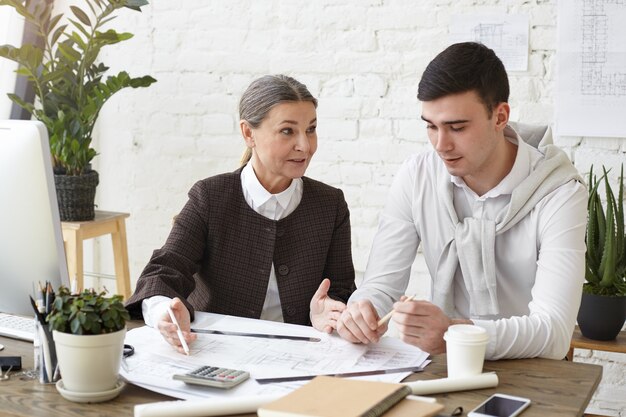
[443,324,489,378]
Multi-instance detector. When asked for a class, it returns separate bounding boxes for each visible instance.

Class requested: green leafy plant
[47,286,130,335]
[584,165,626,296]
[0,0,156,175]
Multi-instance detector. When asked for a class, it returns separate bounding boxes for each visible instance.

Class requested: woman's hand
[309,278,347,333]
[156,297,197,354]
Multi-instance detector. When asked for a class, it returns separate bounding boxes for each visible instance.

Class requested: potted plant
[0,0,156,221]
[578,165,626,340]
[47,286,130,400]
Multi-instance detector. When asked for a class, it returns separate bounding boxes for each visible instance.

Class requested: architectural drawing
[556,0,626,137]
[120,312,430,400]
[449,13,529,71]
[580,0,626,96]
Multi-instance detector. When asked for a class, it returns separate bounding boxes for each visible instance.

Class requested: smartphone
[468,393,531,417]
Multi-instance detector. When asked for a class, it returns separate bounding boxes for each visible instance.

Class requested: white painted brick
[201,115,235,135]
[530,25,555,51]
[354,74,388,97]
[394,119,423,141]
[320,77,355,97]
[339,164,373,185]
[581,137,623,151]
[366,6,438,30]
[319,30,378,53]
[317,119,358,140]
[359,119,392,139]
[307,162,342,186]
[317,97,363,119]
[510,77,540,102]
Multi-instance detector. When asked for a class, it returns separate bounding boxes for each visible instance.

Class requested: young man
[336,42,587,360]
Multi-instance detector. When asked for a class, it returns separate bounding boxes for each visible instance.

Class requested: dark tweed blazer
[126,170,355,325]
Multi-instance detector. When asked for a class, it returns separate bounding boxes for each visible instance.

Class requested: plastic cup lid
[444,324,489,343]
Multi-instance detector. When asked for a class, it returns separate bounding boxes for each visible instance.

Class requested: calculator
[172,366,250,389]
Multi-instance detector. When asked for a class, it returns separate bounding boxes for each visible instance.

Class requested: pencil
[377,294,417,327]
[167,306,190,355]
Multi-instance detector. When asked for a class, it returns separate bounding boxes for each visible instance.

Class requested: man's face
[421,90,510,194]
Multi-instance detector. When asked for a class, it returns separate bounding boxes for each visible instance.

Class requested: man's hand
[157,297,197,354]
[393,299,470,354]
[336,299,387,344]
[309,278,347,334]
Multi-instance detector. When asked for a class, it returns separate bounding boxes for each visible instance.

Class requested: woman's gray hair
[239,75,317,166]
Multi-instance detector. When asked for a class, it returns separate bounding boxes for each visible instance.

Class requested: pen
[191,328,321,342]
[377,294,417,327]
[167,306,190,355]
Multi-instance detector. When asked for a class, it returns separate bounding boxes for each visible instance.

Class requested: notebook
[257,376,443,417]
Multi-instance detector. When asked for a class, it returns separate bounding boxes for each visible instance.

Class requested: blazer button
[278,264,289,276]
[276,229,285,237]
[286,306,296,316]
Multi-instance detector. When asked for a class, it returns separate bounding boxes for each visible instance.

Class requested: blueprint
[556,0,626,137]
[120,312,430,400]
[449,12,529,71]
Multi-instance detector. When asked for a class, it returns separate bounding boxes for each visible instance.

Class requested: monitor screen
[0,119,69,316]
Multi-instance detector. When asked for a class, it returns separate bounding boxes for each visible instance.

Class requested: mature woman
[126,75,355,353]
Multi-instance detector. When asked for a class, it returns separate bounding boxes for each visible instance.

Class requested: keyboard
[0,312,35,342]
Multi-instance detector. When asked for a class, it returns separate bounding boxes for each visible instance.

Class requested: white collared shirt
[350,129,587,360]
[142,163,303,327]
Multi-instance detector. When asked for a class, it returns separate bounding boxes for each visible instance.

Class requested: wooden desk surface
[0,329,602,417]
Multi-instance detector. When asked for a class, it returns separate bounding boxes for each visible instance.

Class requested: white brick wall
[56,0,625,414]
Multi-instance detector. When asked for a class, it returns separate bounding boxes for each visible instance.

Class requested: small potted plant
[578,165,626,340]
[0,0,156,221]
[47,286,130,399]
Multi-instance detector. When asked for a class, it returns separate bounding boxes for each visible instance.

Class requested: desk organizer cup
[443,324,489,378]
[34,320,60,384]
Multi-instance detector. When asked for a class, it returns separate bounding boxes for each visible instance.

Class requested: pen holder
[35,320,60,384]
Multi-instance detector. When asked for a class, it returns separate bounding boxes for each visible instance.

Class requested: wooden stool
[568,327,626,417]
[61,211,131,299]
[567,327,626,361]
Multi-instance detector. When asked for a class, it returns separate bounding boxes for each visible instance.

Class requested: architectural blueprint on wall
[556,0,626,137]
[120,312,430,400]
[449,12,529,71]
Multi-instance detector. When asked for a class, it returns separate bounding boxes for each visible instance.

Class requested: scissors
[123,344,135,358]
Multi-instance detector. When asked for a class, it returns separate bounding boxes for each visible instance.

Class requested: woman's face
[241,101,318,193]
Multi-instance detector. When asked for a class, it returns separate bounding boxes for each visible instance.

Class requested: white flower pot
[53,327,126,393]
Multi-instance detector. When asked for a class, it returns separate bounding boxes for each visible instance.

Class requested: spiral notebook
[257,376,443,417]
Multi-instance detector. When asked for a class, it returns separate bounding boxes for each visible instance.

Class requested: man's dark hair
[417,42,509,116]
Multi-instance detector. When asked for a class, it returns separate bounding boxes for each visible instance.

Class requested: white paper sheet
[121,312,429,400]
[556,0,626,137]
[449,12,529,71]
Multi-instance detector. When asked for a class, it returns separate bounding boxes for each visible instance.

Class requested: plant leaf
[70,5,91,27]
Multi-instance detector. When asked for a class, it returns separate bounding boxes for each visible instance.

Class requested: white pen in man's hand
[167,306,190,355]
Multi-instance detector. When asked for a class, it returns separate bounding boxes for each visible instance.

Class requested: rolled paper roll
[403,372,499,395]
[134,393,283,417]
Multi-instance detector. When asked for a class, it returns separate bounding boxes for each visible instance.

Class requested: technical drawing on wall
[556,0,626,137]
[449,12,529,71]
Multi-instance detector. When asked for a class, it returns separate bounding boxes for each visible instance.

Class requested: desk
[0,327,602,417]
[61,210,131,299]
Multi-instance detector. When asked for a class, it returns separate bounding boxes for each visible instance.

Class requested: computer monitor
[0,119,69,315]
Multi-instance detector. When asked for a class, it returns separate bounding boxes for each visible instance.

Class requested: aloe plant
[584,165,626,296]
[0,0,156,175]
